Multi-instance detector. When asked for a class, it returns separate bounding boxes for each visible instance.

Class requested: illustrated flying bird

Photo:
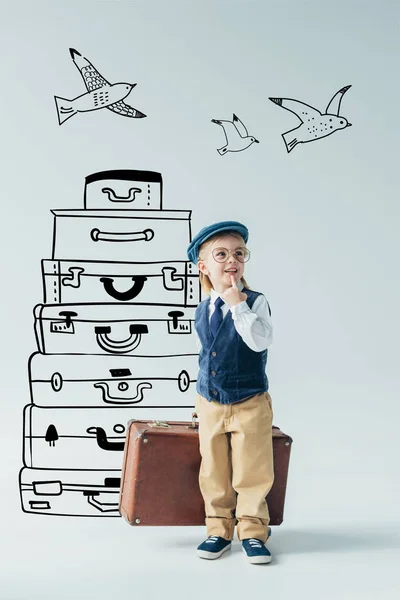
[54,48,146,125]
[269,85,352,152]
[211,114,259,155]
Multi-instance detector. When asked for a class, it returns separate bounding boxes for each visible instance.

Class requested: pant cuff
[205,517,236,540]
[236,522,271,544]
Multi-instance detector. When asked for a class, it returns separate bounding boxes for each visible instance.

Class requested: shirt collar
[210,280,244,304]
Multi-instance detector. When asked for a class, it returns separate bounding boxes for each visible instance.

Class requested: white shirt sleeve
[229,294,273,352]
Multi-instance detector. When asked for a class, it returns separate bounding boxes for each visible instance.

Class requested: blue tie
[210,297,225,338]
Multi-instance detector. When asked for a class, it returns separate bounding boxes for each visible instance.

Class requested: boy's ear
[197,260,208,275]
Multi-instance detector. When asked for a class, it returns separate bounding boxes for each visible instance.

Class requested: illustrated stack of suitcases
[19,169,201,517]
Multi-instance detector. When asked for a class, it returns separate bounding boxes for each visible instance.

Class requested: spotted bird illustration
[269,85,352,152]
[54,48,147,125]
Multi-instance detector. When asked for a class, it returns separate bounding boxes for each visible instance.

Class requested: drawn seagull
[54,48,146,125]
[211,113,259,155]
[269,85,352,152]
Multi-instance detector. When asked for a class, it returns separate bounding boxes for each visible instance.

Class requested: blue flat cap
[187,221,249,264]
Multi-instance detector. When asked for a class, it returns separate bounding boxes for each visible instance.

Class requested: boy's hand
[221,275,248,307]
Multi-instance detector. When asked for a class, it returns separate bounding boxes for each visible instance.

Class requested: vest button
[211,371,216,376]
[212,390,217,395]
[211,352,217,356]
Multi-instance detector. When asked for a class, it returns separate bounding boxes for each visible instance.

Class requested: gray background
[0,0,399,598]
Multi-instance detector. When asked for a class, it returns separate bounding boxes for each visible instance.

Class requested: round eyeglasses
[212,247,251,263]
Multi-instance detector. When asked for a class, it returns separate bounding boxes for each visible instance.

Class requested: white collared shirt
[194,280,273,352]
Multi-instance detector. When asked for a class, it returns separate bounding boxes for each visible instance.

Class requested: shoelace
[205,536,220,544]
[248,539,263,548]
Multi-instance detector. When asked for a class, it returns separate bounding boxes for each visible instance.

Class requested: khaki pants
[194,391,274,543]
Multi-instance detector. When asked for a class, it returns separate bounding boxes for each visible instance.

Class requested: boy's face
[197,234,246,292]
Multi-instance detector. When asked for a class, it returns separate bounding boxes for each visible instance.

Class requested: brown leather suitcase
[119,415,293,526]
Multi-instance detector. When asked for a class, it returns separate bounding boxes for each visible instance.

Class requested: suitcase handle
[146,413,199,429]
[99,275,147,301]
[93,381,152,404]
[147,420,171,428]
[94,324,148,354]
[101,186,142,204]
[87,426,125,451]
[84,492,120,513]
[90,228,154,243]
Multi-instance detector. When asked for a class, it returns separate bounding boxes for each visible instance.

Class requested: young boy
[187,221,274,565]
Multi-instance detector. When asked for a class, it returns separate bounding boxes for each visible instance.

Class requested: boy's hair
[197,230,250,295]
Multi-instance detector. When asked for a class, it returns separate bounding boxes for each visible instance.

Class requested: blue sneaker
[242,536,272,564]
[197,535,232,560]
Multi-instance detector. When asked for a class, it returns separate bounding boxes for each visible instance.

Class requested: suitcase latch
[167,311,192,334]
[50,311,77,334]
[187,412,198,429]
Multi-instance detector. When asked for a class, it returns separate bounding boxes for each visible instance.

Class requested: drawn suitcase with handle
[83,169,163,211]
[23,405,192,470]
[119,418,293,526]
[28,352,198,407]
[33,303,196,356]
[51,209,192,263]
[41,259,200,306]
[19,467,122,517]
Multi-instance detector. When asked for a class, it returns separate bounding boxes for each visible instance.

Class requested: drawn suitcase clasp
[50,311,77,334]
[167,311,192,334]
[162,267,183,291]
[62,267,84,288]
